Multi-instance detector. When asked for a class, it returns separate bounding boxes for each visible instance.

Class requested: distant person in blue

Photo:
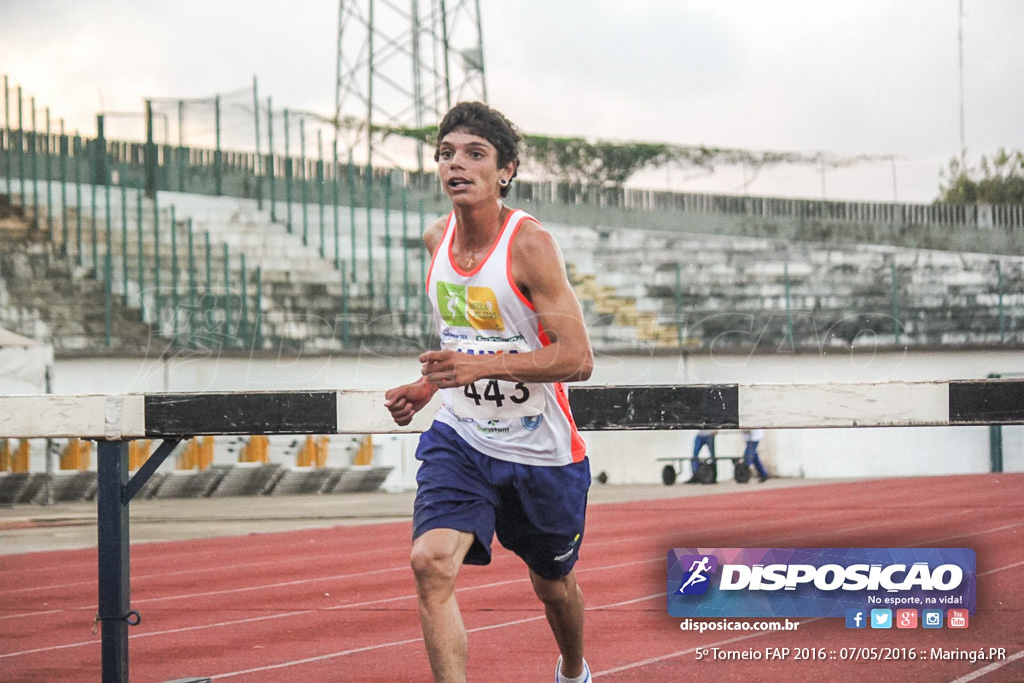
[685,429,717,483]
[743,429,770,482]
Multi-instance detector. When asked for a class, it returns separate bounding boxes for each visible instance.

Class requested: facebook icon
[845,609,867,629]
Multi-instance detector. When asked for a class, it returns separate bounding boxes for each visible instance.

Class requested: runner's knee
[410,545,457,582]
[410,533,469,596]
[530,571,578,606]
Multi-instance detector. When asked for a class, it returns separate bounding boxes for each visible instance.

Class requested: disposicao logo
[667,548,975,619]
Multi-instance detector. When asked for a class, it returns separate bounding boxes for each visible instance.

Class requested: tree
[937,149,1024,204]
[521,135,674,188]
[385,124,877,192]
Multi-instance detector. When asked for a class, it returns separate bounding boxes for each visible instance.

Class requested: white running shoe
[555,655,592,683]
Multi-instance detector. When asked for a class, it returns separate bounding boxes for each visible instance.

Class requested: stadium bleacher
[2,120,1022,495]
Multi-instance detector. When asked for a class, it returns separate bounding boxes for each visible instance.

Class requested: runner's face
[437,129,509,204]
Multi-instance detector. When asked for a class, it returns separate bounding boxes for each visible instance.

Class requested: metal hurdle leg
[96,438,182,683]
[96,441,130,683]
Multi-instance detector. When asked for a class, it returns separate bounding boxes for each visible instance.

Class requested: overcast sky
[2,0,1022,203]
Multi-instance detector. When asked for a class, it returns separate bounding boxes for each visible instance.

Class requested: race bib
[444,339,547,421]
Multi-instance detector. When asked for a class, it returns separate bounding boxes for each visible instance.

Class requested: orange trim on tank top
[554,381,587,462]
[505,216,536,310]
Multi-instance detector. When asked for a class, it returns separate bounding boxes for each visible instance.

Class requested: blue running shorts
[412,421,591,580]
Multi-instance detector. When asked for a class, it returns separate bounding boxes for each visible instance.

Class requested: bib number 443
[451,377,545,420]
[463,379,530,407]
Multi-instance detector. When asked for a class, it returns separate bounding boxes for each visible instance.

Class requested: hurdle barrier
[1,378,1022,683]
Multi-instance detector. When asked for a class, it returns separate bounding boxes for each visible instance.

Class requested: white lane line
[0,558,658,659]
[947,648,1024,682]
[3,509,1020,671]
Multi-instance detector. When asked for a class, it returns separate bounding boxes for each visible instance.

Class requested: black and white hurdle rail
[1,379,1022,683]
[2,379,1023,439]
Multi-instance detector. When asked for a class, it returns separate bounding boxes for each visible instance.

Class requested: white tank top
[426,209,586,466]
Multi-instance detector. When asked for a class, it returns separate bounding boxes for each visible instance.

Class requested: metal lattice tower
[334,0,487,171]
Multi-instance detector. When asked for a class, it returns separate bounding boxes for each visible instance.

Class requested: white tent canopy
[0,327,53,394]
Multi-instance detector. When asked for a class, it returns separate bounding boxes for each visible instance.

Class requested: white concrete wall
[32,348,1022,489]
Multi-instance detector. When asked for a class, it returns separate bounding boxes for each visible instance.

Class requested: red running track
[1,474,1022,682]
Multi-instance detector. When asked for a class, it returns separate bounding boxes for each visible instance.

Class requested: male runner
[385,101,594,683]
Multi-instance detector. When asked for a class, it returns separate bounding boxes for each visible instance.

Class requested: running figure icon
[679,556,712,593]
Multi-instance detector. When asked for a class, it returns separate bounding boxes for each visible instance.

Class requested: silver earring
[499,178,509,187]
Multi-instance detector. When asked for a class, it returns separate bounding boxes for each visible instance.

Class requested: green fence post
[784,262,794,347]
[120,172,128,302]
[177,100,186,193]
[104,250,113,347]
[674,263,683,346]
[171,205,179,338]
[254,266,263,350]
[153,193,161,323]
[17,86,24,202]
[267,97,276,221]
[300,118,308,246]
[223,243,232,340]
[145,99,156,199]
[156,140,166,194]
[94,113,108,186]
[402,185,410,317]
[348,153,357,282]
[2,74,9,197]
[205,231,212,340]
[332,139,340,269]
[136,181,144,307]
[104,181,112,301]
[30,97,38,219]
[159,142,170,196]
[59,131,68,255]
[418,199,427,336]
[45,108,52,231]
[239,253,248,345]
[0,125,5,195]
[384,172,392,310]
[91,158,98,278]
[365,163,374,301]
[188,218,196,346]
[996,260,1005,343]
[283,109,292,232]
[340,261,350,348]
[252,75,262,210]
[214,94,222,196]
[135,179,143,290]
[890,260,900,345]
[74,135,83,266]
[317,130,325,258]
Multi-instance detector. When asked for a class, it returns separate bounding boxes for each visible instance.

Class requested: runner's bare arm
[384,377,438,426]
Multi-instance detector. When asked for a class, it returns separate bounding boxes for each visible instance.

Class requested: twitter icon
[870,609,893,629]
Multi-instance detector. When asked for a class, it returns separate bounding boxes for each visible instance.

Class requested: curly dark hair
[435,101,521,197]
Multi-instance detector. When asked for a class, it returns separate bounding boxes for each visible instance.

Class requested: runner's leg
[531,568,586,678]
[410,528,476,682]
